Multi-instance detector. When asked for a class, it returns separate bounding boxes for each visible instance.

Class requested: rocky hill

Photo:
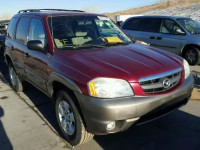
[106,1,200,22]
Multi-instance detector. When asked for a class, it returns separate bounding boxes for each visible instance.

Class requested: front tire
[55,90,93,146]
[183,47,200,66]
[8,64,23,92]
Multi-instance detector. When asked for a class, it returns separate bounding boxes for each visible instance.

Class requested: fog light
[107,121,116,131]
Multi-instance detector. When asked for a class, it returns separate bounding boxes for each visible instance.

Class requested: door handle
[156,37,162,40]
[150,36,156,39]
[25,53,30,58]
[11,46,14,51]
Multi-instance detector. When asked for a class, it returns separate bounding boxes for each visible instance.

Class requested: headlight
[183,59,190,79]
[88,78,134,98]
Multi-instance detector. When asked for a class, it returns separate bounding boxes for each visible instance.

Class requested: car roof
[128,15,190,20]
[13,9,105,18]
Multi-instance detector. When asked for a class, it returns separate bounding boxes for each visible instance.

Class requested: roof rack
[18,9,84,13]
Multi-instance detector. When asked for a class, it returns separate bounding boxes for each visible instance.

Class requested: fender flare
[47,72,82,97]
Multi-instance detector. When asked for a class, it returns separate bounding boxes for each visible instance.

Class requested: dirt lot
[0,55,200,150]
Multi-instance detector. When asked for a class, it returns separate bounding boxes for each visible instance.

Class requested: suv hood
[56,43,183,82]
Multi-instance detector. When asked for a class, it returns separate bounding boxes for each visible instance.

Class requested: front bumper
[75,75,194,135]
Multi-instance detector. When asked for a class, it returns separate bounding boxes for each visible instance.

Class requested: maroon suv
[4,9,194,146]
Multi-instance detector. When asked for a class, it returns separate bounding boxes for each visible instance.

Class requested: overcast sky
[0,0,158,15]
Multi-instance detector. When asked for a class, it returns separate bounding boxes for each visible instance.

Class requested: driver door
[24,17,49,91]
[151,19,187,55]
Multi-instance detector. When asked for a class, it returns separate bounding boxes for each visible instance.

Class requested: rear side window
[141,18,162,32]
[123,18,162,33]
[28,18,46,46]
[7,17,18,39]
[16,17,30,44]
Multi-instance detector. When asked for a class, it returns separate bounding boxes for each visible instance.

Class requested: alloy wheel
[186,49,197,64]
[58,100,75,136]
[9,67,17,89]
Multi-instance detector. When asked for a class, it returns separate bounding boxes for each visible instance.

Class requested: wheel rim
[186,49,197,64]
[9,67,17,89]
[58,100,75,136]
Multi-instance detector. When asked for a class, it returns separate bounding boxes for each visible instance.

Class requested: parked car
[115,15,143,26]
[121,16,200,66]
[0,25,6,55]
[4,9,194,146]
[0,36,5,55]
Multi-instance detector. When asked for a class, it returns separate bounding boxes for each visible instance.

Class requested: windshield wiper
[73,44,105,49]
[104,42,130,47]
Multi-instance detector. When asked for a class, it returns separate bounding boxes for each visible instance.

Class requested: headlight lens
[183,59,190,79]
[88,78,134,98]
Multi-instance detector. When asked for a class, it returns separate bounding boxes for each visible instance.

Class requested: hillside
[105,1,200,22]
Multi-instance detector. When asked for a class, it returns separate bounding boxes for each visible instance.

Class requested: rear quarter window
[7,17,19,39]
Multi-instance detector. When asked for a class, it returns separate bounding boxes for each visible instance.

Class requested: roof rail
[18,9,84,13]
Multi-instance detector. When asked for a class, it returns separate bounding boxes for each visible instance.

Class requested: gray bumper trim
[75,75,194,135]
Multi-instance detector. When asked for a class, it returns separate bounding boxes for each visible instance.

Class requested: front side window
[161,19,185,35]
[177,18,200,34]
[29,18,46,46]
[16,17,30,44]
[48,16,132,50]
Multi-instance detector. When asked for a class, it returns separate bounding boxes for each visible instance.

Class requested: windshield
[177,18,200,34]
[48,16,132,50]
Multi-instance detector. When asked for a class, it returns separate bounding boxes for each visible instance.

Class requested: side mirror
[175,28,185,35]
[27,40,45,52]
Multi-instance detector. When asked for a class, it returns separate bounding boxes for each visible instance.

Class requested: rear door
[151,19,187,55]
[11,16,30,78]
[24,17,49,92]
[122,18,162,44]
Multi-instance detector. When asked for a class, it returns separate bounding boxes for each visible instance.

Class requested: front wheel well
[182,44,200,56]
[52,81,87,127]
[5,55,12,65]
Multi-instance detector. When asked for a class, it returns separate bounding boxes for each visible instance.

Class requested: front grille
[139,68,182,94]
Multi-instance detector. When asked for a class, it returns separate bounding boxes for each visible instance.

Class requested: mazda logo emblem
[163,78,171,88]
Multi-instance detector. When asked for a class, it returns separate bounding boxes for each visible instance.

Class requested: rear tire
[183,47,200,66]
[55,90,93,146]
[8,64,23,92]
